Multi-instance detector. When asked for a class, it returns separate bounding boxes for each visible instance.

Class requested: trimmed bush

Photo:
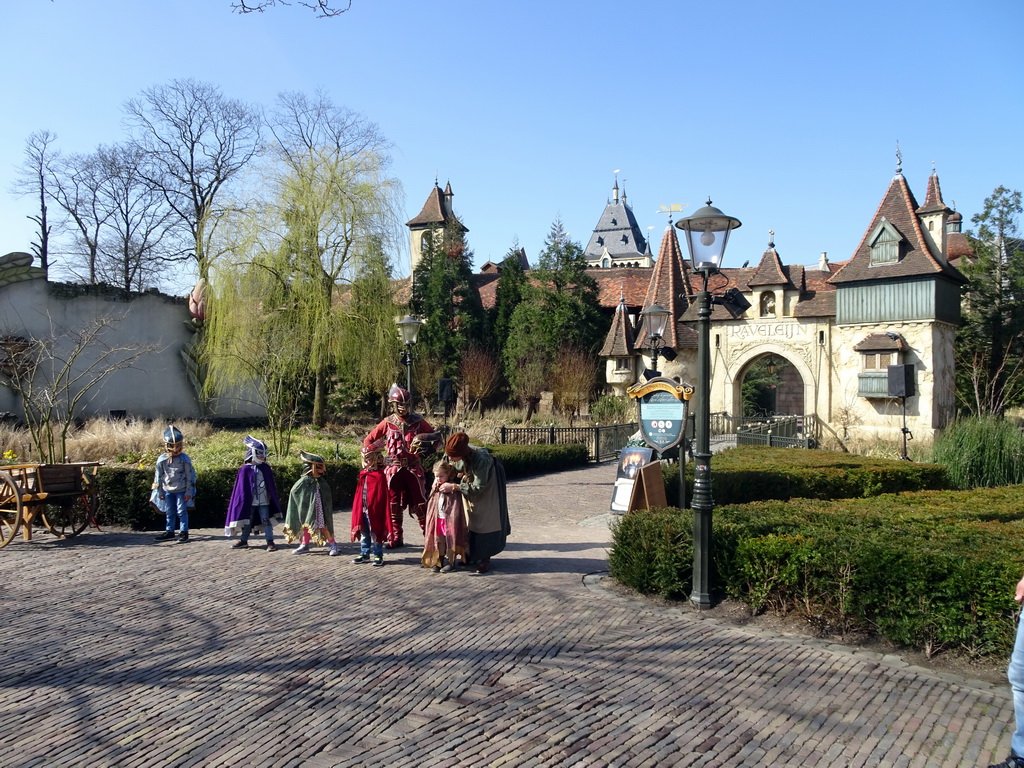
[660,447,950,506]
[612,487,1024,657]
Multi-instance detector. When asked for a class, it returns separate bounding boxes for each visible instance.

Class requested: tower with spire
[583,176,653,268]
[405,180,468,275]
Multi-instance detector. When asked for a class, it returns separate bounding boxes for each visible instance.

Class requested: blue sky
[2,0,1021,289]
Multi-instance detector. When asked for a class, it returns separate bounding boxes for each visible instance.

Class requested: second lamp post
[396,315,423,398]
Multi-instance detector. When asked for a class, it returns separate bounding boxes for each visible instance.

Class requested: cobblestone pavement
[0,462,1013,767]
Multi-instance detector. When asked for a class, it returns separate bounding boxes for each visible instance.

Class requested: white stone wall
[0,275,264,422]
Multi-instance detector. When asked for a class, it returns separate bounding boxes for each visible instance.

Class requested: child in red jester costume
[363,383,440,548]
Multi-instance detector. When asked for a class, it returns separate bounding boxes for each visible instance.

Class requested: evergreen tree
[410,219,487,386]
[503,220,608,414]
[493,240,527,355]
[957,186,1024,415]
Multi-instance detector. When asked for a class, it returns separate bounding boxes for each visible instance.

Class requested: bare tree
[0,314,160,463]
[460,344,501,416]
[124,79,261,281]
[550,346,597,426]
[47,150,114,284]
[232,0,352,16]
[94,144,179,291]
[11,130,59,274]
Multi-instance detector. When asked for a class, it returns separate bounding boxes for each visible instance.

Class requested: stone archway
[726,346,817,422]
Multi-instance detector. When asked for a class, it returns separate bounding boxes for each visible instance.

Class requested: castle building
[602,162,969,443]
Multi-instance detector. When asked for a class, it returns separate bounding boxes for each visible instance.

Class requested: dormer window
[868,219,903,266]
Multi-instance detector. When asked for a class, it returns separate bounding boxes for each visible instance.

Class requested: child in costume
[284,450,338,556]
[421,458,468,573]
[224,435,282,552]
[152,424,197,543]
[350,441,388,567]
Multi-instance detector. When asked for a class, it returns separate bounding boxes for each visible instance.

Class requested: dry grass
[0,419,216,464]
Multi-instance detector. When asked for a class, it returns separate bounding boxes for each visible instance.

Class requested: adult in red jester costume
[363,383,440,547]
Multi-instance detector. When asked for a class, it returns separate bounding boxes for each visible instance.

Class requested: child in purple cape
[225,435,282,552]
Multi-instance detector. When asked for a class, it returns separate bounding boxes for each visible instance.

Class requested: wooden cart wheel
[40,492,95,539]
[0,470,24,548]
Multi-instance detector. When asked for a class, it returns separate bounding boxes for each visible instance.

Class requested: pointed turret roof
[748,233,794,288]
[406,182,469,232]
[916,170,952,215]
[583,179,648,262]
[599,295,637,357]
[829,171,966,285]
[636,225,689,349]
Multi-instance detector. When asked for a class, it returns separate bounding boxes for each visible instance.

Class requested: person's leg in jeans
[175,493,189,534]
[1008,615,1024,761]
[256,504,273,544]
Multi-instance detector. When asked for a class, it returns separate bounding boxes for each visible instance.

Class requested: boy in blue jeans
[152,425,197,543]
[350,441,387,566]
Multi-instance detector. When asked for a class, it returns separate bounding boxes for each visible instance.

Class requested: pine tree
[411,219,487,389]
[957,186,1024,415]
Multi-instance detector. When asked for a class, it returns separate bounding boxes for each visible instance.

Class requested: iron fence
[497,423,637,462]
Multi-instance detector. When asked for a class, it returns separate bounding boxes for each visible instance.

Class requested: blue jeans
[360,513,383,558]
[1009,614,1024,757]
[240,504,273,544]
[163,492,189,533]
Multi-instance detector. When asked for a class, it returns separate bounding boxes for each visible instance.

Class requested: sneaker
[293,543,310,555]
[372,556,384,567]
[177,531,190,543]
[328,543,340,557]
[431,565,442,573]
[440,563,454,573]
[154,530,175,541]
[266,542,277,552]
[989,757,1024,768]
[231,541,249,549]
[352,554,371,564]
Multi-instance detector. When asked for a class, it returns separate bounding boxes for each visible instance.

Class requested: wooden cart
[0,462,101,547]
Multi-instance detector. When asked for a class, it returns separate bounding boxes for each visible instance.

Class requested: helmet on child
[360,441,383,467]
[163,424,184,453]
[299,450,327,477]
[243,435,268,463]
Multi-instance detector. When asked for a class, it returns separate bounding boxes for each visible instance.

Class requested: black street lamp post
[396,315,423,398]
[675,200,744,608]
[640,303,671,378]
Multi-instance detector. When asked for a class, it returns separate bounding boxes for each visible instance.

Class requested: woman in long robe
[444,432,510,574]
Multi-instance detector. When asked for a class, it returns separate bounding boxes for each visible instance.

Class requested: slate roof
[583,182,648,262]
[829,173,966,286]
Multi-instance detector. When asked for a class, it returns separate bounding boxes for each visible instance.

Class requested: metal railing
[497,423,637,462]
[734,413,816,448]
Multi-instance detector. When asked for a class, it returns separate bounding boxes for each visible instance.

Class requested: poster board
[626,461,667,513]
[610,446,653,513]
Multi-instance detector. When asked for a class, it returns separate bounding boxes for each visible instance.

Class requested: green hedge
[610,486,1024,657]
[96,442,588,530]
[660,447,950,506]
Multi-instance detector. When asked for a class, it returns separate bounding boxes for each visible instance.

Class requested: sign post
[627,377,693,510]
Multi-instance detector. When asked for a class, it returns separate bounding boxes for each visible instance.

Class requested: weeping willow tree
[202,92,404,439]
